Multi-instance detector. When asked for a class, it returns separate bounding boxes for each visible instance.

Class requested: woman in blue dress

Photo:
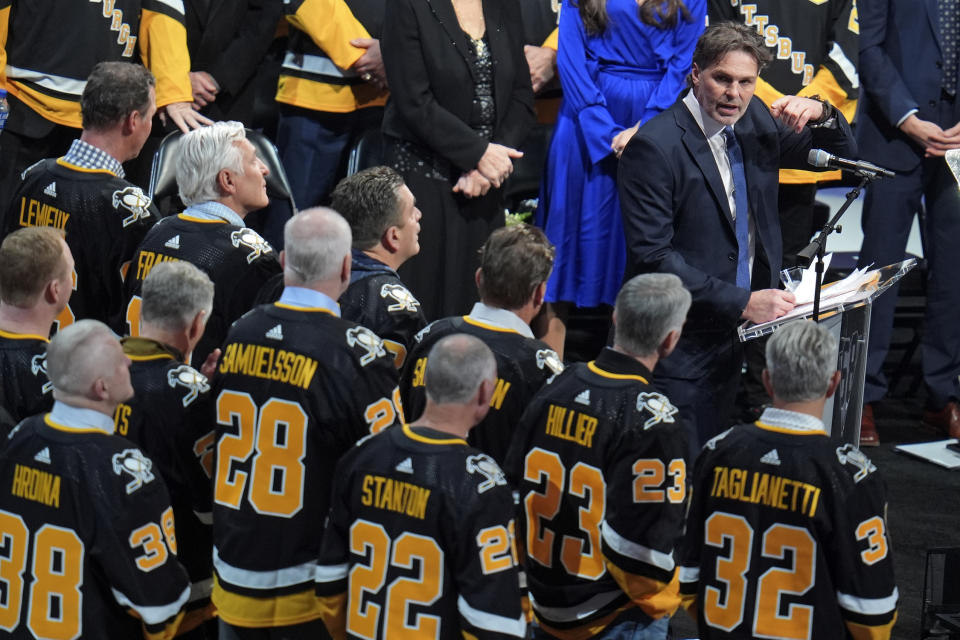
[536,0,705,308]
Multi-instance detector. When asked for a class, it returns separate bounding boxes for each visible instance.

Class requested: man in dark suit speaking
[618,22,856,454]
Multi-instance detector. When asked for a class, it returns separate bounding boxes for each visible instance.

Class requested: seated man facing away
[0,320,190,639]
[316,333,526,640]
[332,166,426,368]
[506,273,692,640]
[123,120,281,366]
[2,61,159,329]
[0,227,73,433]
[400,224,564,464]
[679,320,898,639]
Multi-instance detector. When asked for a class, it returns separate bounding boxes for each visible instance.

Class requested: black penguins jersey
[400,315,564,464]
[679,413,898,640]
[0,330,52,435]
[115,337,215,614]
[211,302,402,628]
[122,213,282,366]
[315,423,527,640]
[0,412,190,639]
[340,251,427,369]
[3,158,156,330]
[504,348,688,639]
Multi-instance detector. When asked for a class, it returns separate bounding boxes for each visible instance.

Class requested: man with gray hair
[211,207,401,635]
[122,120,281,366]
[2,62,160,329]
[118,261,218,631]
[679,320,898,639]
[316,333,527,639]
[0,319,191,638]
[506,273,692,640]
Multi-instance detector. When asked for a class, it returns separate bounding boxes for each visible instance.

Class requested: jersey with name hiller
[315,423,527,639]
[211,302,402,628]
[679,419,898,639]
[0,413,190,639]
[122,213,282,366]
[504,348,689,639]
[400,315,564,464]
[3,158,157,329]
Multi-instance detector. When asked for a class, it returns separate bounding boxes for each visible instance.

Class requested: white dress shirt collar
[467,302,533,338]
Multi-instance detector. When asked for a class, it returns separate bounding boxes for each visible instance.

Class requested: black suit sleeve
[491,0,535,150]
[205,0,282,97]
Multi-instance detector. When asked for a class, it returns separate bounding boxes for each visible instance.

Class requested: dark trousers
[218,618,330,640]
[858,112,960,408]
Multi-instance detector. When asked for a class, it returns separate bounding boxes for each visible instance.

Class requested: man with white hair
[0,227,74,432]
[211,208,401,636]
[506,274,692,640]
[0,320,190,639]
[679,321,898,639]
[117,261,218,630]
[122,120,281,366]
[316,333,527,639]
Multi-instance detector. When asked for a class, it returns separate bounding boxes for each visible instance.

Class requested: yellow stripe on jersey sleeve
[604,561,680,619]
[0,4,9,89]
[845,612,897,640]
[542,28,559,51]
[5,82,82,128]
[287,0,370,70]
[138,9,192,108]
[275,74,387,113]
[317,591,348,640]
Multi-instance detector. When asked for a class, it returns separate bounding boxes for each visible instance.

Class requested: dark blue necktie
[723,126,751,289]
[940,0,959,95]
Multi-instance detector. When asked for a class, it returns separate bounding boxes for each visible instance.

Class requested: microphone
[807,149,896,178]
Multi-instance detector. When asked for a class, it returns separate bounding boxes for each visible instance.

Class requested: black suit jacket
[618,95,855,379]
[185,0,281,124]
[856,0,960,170]
[380,0,535,173]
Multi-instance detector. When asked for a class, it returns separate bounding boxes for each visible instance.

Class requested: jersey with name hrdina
[0,414,190,639]
[400,316,564,464]
[504,353,688,638]
[316,423,527,639]
[0,331,52,436]
[679,422,898,640]
[116,337,215,598]
[211,303,402,627]
[122,214,281,365]
[3,158,156,329]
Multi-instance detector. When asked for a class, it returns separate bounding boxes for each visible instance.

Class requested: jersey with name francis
[504,347,689,640]
[315,422,527,639]
[211,285,402,629]
[116,336,216,619]
[121,200,281,366]
[400,302,564,464]
[0,401,190,640]
[679,407,898,640]
[2,139,158,328]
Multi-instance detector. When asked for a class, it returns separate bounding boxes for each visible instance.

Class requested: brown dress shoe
[859,404,879,447]
[922,401,960,439]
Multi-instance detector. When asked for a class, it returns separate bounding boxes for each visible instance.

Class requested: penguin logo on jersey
[112,449,156,494]
[413,324,433,344]
[466,454,507,494]
[836,444,877,483]
[112,186,153,228]
[346,326,387,365]
[636,391,678,429]
[30,354,53,394]
[230,229,273,264]
[536,349,565,381]
[705,427,733,451]
[167,365,210,407]
[380,283,421,313]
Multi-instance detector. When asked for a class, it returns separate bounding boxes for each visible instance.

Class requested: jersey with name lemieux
[0,414,190,639]
[680,421,898,640]
[504,354,688,637]
[211,302,402,627]
[400,315,564,464]
[122,213,281,366]
[316,423,527,640]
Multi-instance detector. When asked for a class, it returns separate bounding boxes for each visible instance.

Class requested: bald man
[0,320,190,639]
[211,208,402,636]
